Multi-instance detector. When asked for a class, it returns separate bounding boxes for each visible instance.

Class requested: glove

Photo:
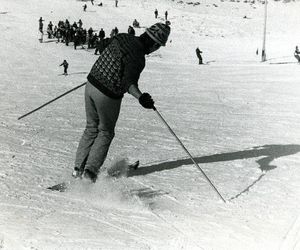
[139,93,155,109]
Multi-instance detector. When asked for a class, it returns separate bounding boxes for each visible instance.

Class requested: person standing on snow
[294,45,300,63]
[83,4,87,11]
[154,9,158,19]
[38,17,45,42]
[128,25,135,35]
[196,47,203,65]
[73,23,171,182]
[99,28,105,40]
[165,11,168,20]
[59,60,69,75]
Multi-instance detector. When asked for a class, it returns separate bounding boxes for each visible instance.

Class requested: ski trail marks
[280,213,300,250]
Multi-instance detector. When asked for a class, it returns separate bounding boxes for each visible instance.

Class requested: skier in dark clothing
[94,37,111,55]
[59,60,69,75]
[83,4,87,11]
[165,11,168,20]
[154,9,158,18]
[73,23,171,182]
[294,46,300,63]
[38,17,45,42]
[39,17,44,33]
[128,26,135,35]
[196,47,203,64]
[133,19,140,28]
[99,28,105,40]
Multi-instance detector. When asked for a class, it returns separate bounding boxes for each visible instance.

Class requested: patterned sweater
[87,34,146,99]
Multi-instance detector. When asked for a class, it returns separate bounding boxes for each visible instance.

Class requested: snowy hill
[0,0,300,249]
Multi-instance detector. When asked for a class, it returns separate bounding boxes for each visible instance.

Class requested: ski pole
[18,82,87,120]
[153,106,226,203]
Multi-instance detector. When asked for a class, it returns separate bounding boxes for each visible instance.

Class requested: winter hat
[146,23,170,46]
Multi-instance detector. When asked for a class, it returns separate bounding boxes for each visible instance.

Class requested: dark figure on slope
[59,60,69,75]
[294,46,300,63]
[99,28,105,40]
[196,47,203,65]
[133,19,140,28]
[128,25,135,35]
[73,23,171,182]
[154,9,158,18]
[38,17,45,42]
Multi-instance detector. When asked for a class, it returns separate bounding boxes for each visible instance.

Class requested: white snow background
[0,0,300,249]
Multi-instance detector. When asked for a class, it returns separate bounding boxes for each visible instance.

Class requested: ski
[47,182,68,192]
[47,160,140,192]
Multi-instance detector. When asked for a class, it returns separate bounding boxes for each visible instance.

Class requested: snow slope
[0,0,300,249]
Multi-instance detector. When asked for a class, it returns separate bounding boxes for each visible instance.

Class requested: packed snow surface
[0,0,300,249]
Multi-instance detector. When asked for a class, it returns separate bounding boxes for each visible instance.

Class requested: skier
[59,60,69,75]
[165,11,168,20]
[128,25,135,35]
[99,28,105,40]
[294,46,300,63]
[72,22,171,182]
[38,17,44,42]
[83,4,87,11]
[91,0,94,5]
[196,47,203,65]
[78,19,83,28]
[154,9,158,19]
[115,0,118,7]
[133,19,140,28]
[114,27,119,35]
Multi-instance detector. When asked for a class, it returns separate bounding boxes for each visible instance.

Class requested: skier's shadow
[129,144,300,200]
[130,144,300,176]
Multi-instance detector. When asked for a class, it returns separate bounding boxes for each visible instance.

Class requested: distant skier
[128,25,135,35]
[165,11,168,20]
[91,0,94,5]
[294,46,300,63]
[38,17,44,42]
[115,0,118,7]
[154,9,158,18]
[47,21,53,39]
[59,60,69,75]
[98,28,105,40]
[110,28,118,37]
[196,47,203,64]
[83,4,87,11]
[133,19,140,28]
[72,23,171,182]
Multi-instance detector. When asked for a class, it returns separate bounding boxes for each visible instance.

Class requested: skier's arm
[128,84,142,99]
[128,84,154,109]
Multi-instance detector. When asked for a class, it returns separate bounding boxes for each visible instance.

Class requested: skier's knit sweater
[87,33,145,99]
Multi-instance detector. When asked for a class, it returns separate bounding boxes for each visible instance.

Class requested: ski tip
[47,182,68,192]
[129,160,139,170]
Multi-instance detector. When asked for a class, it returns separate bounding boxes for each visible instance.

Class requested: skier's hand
[139,93,155,109]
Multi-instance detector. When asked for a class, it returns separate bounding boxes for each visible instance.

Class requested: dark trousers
[75,82,122,174]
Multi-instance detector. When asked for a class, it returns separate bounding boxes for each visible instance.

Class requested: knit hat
[146,23,171,46]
